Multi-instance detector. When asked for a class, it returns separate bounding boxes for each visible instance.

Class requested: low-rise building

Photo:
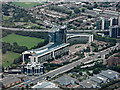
[56,75,77,87]
[79,79,98,88]
[80,70,119,88]
[4,69,21,74]
[2,77,21,88]
[32,81,58,88]
[90,74,109,85]
[99,69,120,80]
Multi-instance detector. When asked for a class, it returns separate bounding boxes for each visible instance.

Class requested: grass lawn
[2,33,44,49]
[2,51,20,67]
[2,15,10,21]
[12,2,41,8]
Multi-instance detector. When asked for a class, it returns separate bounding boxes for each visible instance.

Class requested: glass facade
[96,20,102,30]
[49,25,67,44]
[112,18,118,26]
[110,26,120,38]
[104,19,110,29]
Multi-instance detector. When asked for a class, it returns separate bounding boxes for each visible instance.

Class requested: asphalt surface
[0,26,109,33]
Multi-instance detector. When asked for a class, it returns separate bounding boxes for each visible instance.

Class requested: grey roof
[32,43,69,57]
[35,82,51,88]
[97,74,108,81]
[99,70,119,80]
[90,75,103,84]
[2,77,20,86]
[79,79,97,88]
[56,75,77,86]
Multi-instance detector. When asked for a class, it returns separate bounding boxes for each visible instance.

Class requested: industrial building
[2,77,21,88]
[99,69,119,80]
[80,70,120,88]
[79,79,98,88]
[32,81,58,88]
[56,75,77,87]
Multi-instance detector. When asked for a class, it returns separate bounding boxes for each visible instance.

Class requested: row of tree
[49,5,72,15]
[2,42,28,54]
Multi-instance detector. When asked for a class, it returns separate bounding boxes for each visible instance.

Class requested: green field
[2,51,20,67]
[12,2,41,8]
[3,15,10,21]
[2,33,44,49]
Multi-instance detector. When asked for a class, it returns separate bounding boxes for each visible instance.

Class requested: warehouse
[2,77,21,88]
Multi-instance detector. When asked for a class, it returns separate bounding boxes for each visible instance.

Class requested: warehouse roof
[99,69,119,80]
[56,75,77,86]
[32,81,58,88]
[79,79,97,88]
[2,77,21,86]
[90,75,103,84]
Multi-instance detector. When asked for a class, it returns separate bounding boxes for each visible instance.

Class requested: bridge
[67,34,94,43]
[0,26,109,33]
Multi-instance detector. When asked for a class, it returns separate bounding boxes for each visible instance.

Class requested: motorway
[11,43,119,88]
[0,26,109,33]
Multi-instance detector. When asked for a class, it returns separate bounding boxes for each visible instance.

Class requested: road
[11,43,119,88]
[0,26,109,33]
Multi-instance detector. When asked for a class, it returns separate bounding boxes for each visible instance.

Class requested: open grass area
[2,51,20,67]
[12,2,41,8]
[2,15,10,21]
[2,33,44,49]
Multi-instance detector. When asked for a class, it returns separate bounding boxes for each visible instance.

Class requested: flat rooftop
[32,81,58,88]
[56,75,77,86]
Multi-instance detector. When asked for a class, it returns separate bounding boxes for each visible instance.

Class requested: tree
[46,76,50,80]
[21,87,24,90]
[88,15,92,18]
[94,3,98,8]
[81,8,85,12]
[78,78,82,82]
[93,68,100,74]
[74,8,80,14]
[26,84,29,89]
[11,64,17,69]
[79,71,82,76]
